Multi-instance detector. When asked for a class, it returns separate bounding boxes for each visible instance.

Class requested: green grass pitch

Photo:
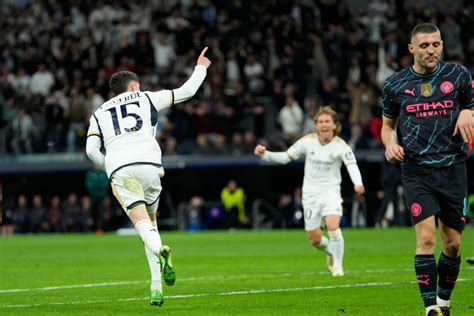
[1,228,473,315]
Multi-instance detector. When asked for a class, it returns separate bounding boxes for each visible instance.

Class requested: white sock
[135,219,161,255]
[144,221,162,292]
[328,229,344,268]
[425,305,440,315]
[436,297,450,308]
[316,236,331,255]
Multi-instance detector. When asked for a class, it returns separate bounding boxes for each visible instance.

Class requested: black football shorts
[401,162,467,232]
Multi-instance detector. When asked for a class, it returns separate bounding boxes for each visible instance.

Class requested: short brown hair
[410,23,440,41]
[314,106,341,135]
[109,71,140,95]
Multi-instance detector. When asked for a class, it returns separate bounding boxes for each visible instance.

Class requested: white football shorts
[303,193,343,231]
[110,164,162,215]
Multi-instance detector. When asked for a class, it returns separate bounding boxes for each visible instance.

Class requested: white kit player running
[86,47,211,306]
[254,106,365,276]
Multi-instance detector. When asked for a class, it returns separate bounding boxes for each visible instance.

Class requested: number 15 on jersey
[106,102,144,135]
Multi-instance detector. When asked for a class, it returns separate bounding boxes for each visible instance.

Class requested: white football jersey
[87,90,173,177]
[286,134,358,200]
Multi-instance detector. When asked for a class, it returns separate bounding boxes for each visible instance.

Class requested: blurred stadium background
[1,0,473,235]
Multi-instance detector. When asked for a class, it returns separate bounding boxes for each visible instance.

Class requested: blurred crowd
[1,193,128,235]
[1,0,472,156]
[1,0,474,234]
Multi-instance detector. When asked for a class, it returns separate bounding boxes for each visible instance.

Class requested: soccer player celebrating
[86,48,211,306]
[381,23,473,316]
[254,106,365,276]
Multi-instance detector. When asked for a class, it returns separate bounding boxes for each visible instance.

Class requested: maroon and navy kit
[382,61,474,230]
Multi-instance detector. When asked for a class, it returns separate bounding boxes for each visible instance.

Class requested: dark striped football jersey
[382,61,474,167]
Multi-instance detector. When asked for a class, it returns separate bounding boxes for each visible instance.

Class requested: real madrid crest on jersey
[420,82,433,97]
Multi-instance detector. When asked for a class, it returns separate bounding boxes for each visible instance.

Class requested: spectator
[440,15,463,59]
[152,32,176,77]
[66,87,88,152]
[10,109,33,154]
[79,196,95,232]
[277,96,304,143]
[62,193,81,232]
[1,193,14,236]
[12,195,29,233]
[243,53,265,94]
[29,63,55,97]
[46,195,63,233]
[301,96,321,135]
[84,86,105,115]
[220,180,249,229]
[28,194,48,233]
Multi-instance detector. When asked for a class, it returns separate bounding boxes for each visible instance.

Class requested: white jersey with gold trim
[87,90,172,178]
[263,134,362,205]
[288,135,359,199]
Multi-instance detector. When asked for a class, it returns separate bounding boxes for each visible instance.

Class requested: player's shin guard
[437,252,460,304]
[136,219,162,255]
[144,221,163,292]
[328,229,344,267]
[415,254,437,307]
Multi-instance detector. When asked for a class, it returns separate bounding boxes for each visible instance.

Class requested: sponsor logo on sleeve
[344,152,355,161]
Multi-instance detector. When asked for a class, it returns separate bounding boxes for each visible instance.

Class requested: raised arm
[254,144,293,164]
[381,116,404,163]
[173,47,212,104]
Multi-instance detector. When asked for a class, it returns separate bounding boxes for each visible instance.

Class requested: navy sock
[437,252,461,300]
[415,254,437,307]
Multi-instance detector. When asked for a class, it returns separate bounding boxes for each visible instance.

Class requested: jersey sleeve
[287,136,308,160]
[145,90,174,112]
[87,114,102,138]
[340,142,357,166]
[338,140,363,185]
[458,65,474,108]
[382,78,400,118]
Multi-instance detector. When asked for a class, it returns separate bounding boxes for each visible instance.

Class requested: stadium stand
[1,0,472,233]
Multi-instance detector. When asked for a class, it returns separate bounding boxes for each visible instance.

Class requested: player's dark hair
[109,71,140,95]
[410,23,440,40]
[314,106,342,135]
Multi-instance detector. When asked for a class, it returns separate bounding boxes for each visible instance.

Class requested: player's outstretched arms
[173,47,211,104]
[453,109,474,143]
[254,144,266,158]
[255,145,293,164]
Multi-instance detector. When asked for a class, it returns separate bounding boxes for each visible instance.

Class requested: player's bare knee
[443,240,461,257]
[417,233,436,252]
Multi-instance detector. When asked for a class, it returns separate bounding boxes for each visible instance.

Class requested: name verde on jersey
[87,89,173,177]
[89,90,173,137]
[382,61,474,167]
